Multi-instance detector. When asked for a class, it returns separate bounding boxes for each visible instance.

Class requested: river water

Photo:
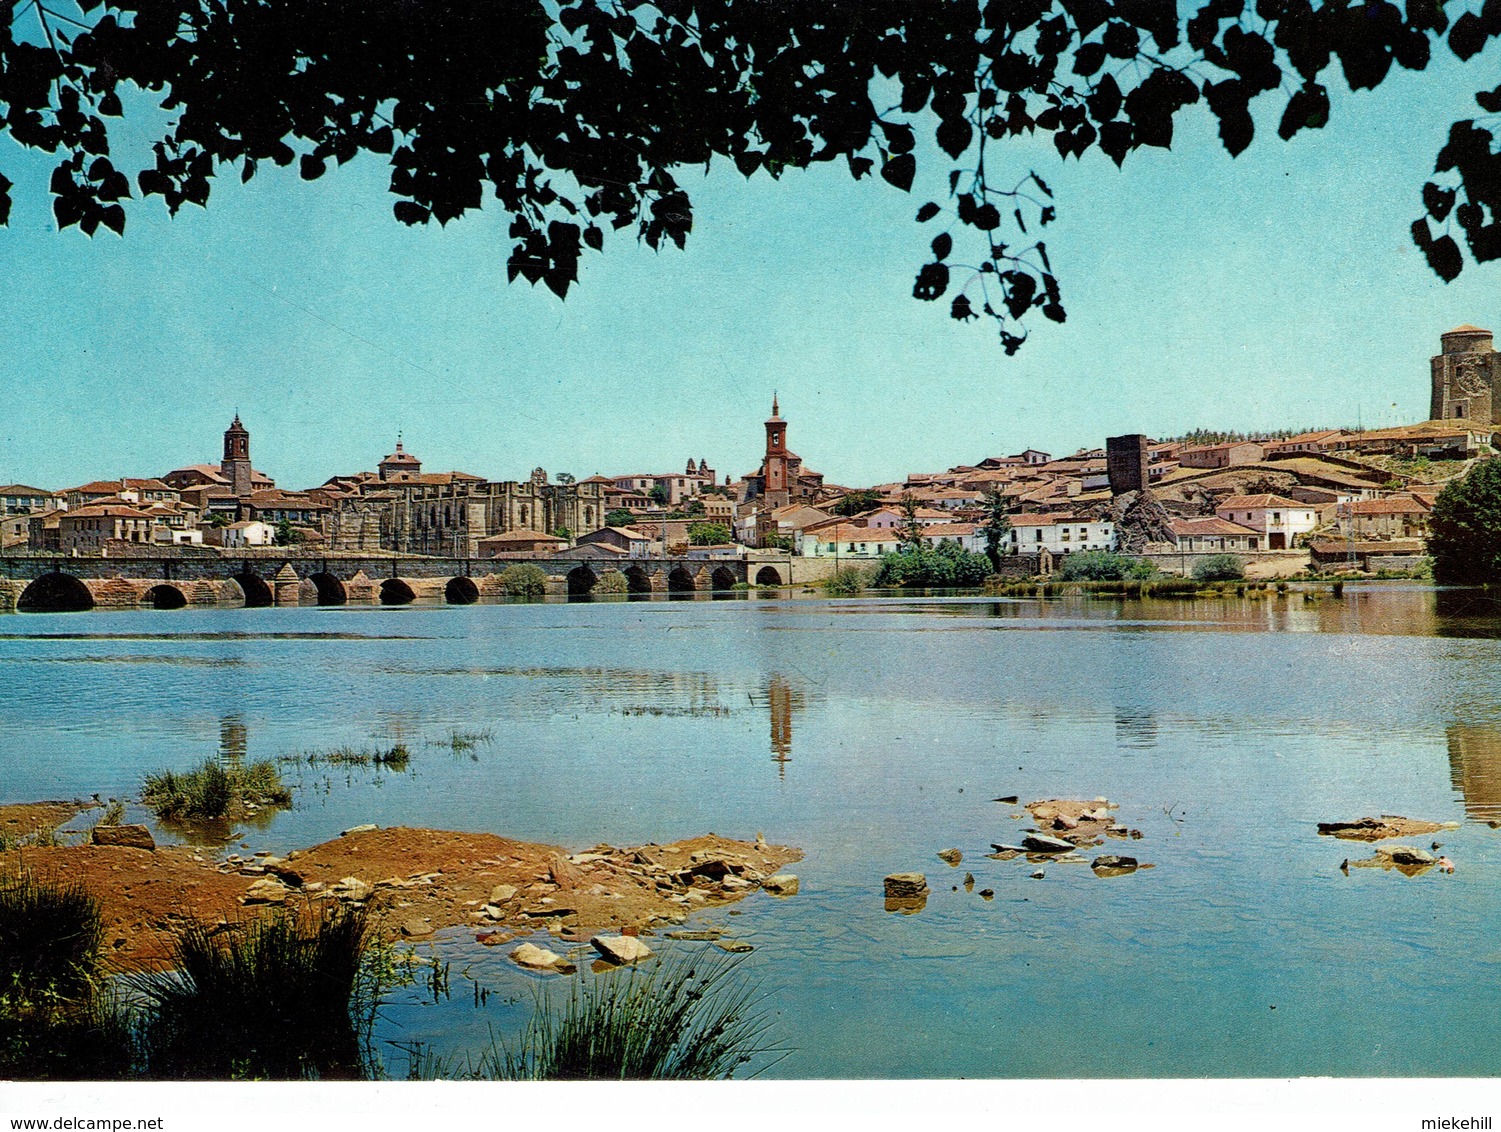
[3,584,1501,1078]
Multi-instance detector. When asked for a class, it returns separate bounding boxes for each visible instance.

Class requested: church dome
[381,441,420,466]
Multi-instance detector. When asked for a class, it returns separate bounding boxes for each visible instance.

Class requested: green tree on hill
[604,509,636,528]
[981,488,1012,571]
[1429,458,1501,584]
[688,522,732,545]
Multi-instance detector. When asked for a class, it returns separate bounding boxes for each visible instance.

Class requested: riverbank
[0,806,801,972]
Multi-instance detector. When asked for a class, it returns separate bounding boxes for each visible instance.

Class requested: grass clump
[287,745,410,771]
[135,905,378,1080]
[594,570,629,594]
[0,869,135,1079]
[498,564,548,597]
[822,566,867,597]
[1191,553,1246,582]
[480,952,779,1081]
[436,729,494,753]
[141,759,292,823]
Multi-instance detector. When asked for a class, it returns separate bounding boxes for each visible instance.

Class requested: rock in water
[716,940,754,953]
[937,848,962,866]
[883,873,929,899]
[762,873,799,896]
[1021,834,1075,854]
[340,823,378,837]
[1092,855,1139,872]
[511,943,567,971]
[92,824,155,850]
[592,934,654,965]
[400,919,433,938]
[1382,845,1437,866]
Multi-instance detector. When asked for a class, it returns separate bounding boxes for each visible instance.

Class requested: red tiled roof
[1217,494,1308,510]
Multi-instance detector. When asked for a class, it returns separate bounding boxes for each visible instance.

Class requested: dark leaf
[878,120,916,154]
[913,262,950,300]
[300,154,326,181]
[393,200,429,225]
[1450,11,1489,59]
[916,202,942,222]
[1423,182,1457,222]
[584,225,603,251]
[1277,82,1329,140]
[951,294,977,321]
[1424,233,1464,281]
[932,232,953,259]
[1205,80,1254,156]
[881,153,916,192]
[936,117,974,159]
[1073,42,1107,75]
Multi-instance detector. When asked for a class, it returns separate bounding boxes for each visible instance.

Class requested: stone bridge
[0,552,795,612]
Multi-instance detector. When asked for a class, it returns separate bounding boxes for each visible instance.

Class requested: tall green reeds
[141,758,291,822]
[0,869,134,1080]
[480,952,780,1080]
[135,904,376,1080]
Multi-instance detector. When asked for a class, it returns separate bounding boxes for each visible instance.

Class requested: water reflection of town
[1447,724,1501,823]
[965,588,1501,639]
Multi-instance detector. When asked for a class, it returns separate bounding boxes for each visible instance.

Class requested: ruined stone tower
[1430,325,1501,424]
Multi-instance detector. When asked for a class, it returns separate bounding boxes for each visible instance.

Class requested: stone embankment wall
[1139,550,1312,579]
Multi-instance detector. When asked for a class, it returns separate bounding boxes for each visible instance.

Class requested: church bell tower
[222,414,253,499]
[764,395,790,507]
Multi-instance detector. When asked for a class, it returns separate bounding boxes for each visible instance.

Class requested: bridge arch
[668,566,697,597]
[17,572,95,613]
[710,566,737,592]
[625,565,652,598]
[445,576,479,605]
[231,572,273,608]
[380,578,416,606]
[309,572,347,606]
[754,566,785,587]
[143,584,187,610]
[567,565,597,598]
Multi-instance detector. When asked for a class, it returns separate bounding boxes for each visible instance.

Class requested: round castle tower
[1430,325,1499,424]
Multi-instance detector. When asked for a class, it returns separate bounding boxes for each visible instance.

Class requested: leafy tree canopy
[604,508,636,528]
[687,520,732,544]
[1428,457,1501,584]
[1191,552,1246,580]
[1056,550,1158,580]
[830,489,884,516]
[4,0,1498,351]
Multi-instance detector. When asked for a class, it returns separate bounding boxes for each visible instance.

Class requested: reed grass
[479,951,781,1080]
[135,904,375,1080]
[141,759,291,822]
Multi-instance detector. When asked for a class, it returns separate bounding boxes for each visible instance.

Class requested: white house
[799,524,905,559]
[1213,494,1318,550]
[223,519,276,548]
[1005,514,1116,555]
[1167,516,1262,552]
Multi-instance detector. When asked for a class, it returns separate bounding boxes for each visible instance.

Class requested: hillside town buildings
[4,324,1500,573]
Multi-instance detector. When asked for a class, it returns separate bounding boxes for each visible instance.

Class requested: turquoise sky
[0,48,1497,491]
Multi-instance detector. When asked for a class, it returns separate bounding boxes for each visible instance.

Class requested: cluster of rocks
[1323,815,1458,877]
[1317,815,1457,842]
[883,797,1152,910]
[988,798,1150,879]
